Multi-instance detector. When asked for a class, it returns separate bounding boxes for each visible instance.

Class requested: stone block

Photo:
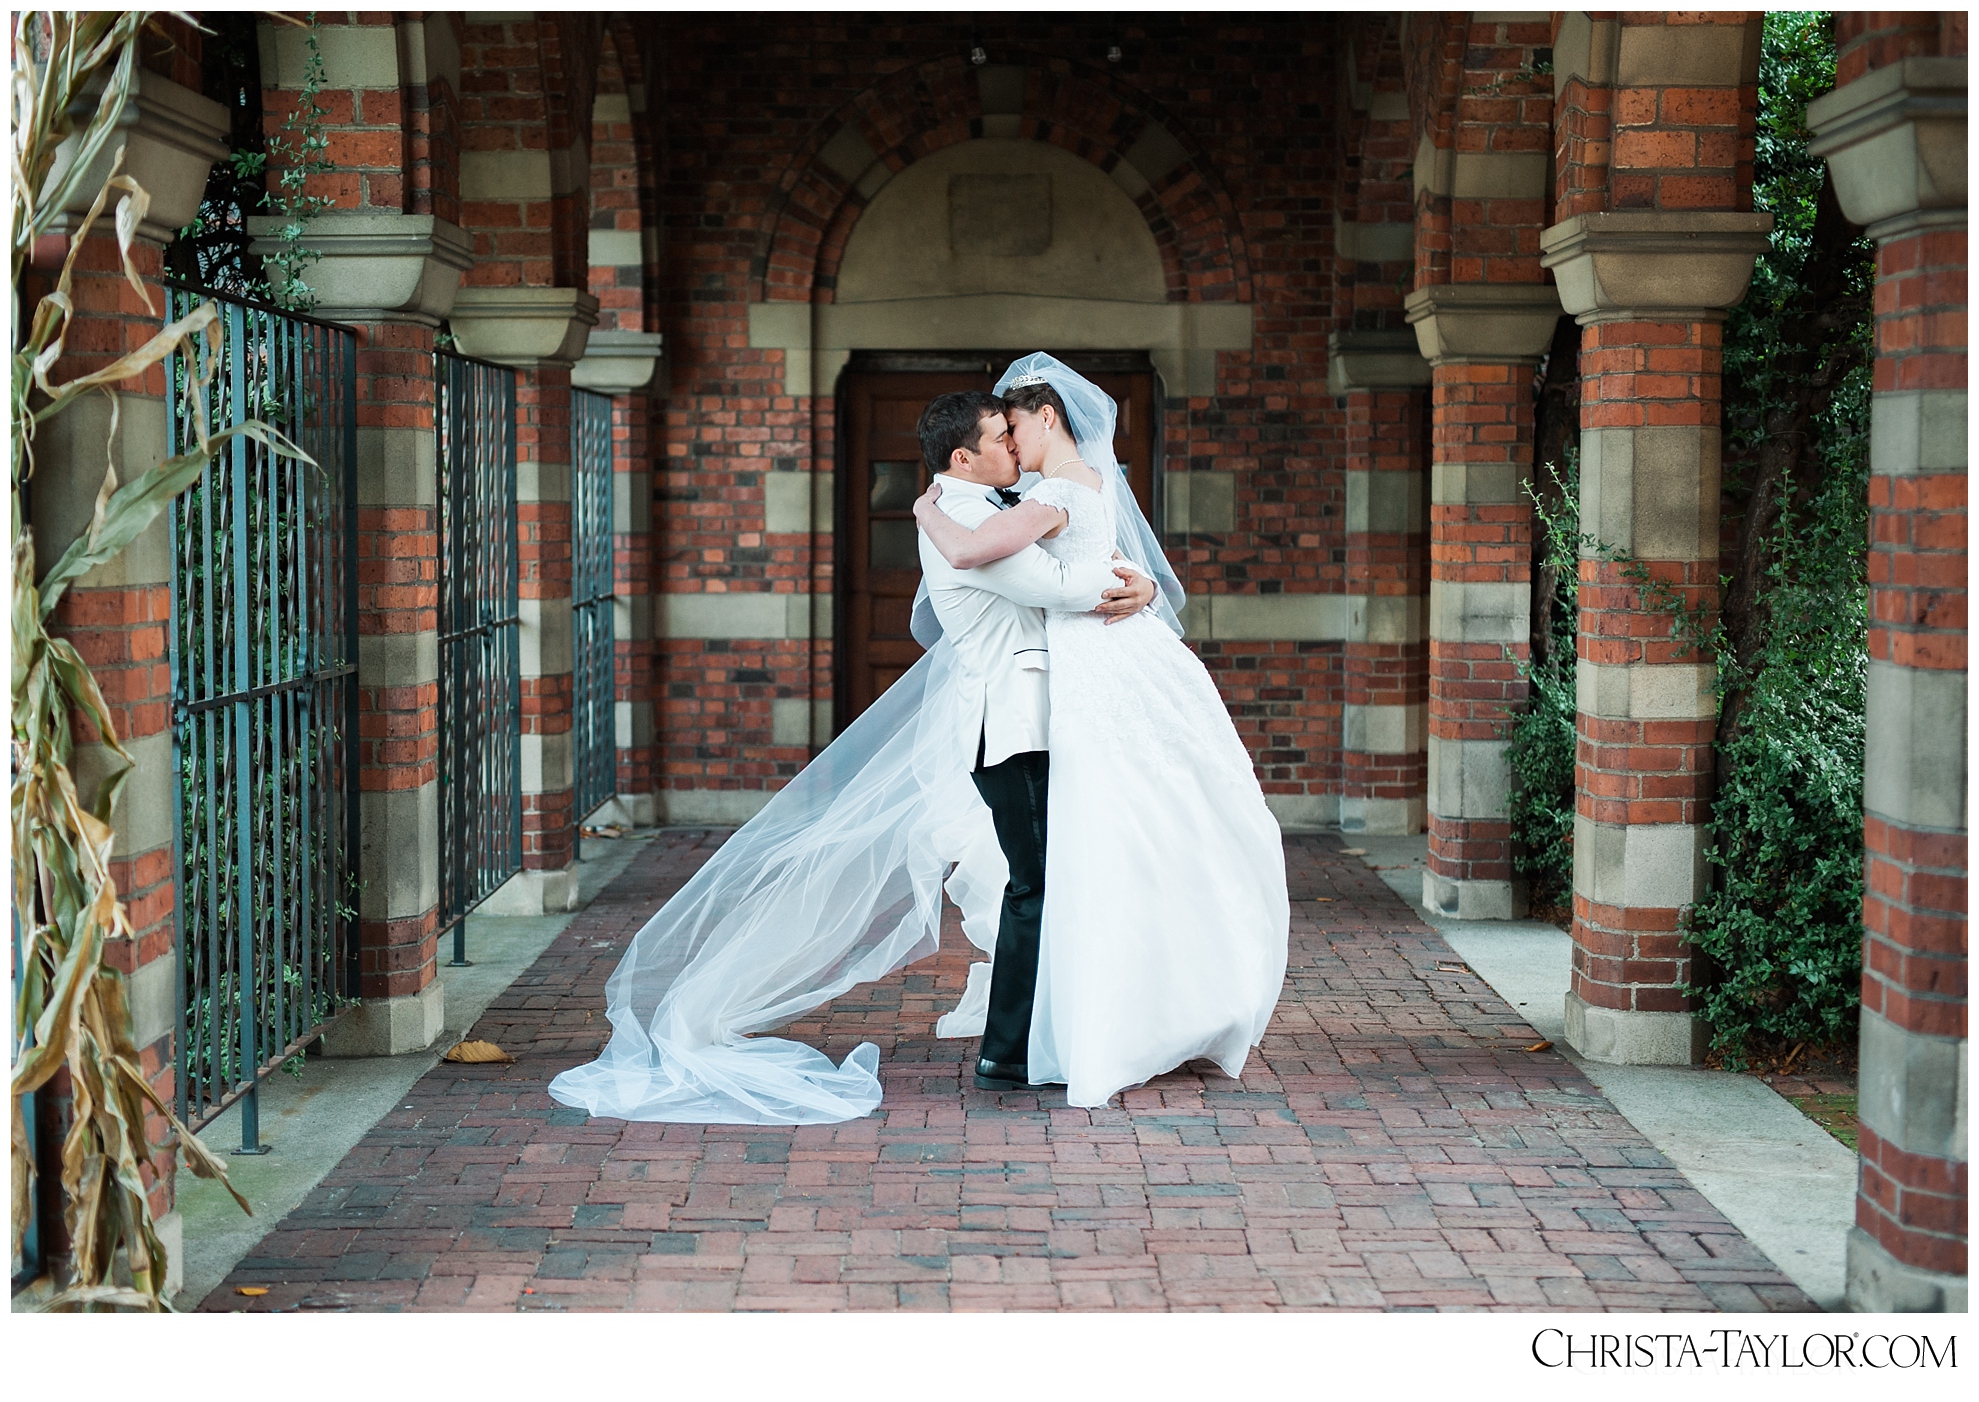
[358,630,439,690]
[44,68,227,243]
[355,424,438,509]
[460,148,553,202]
[1430,459,1525,506]
[73,728,173,858]
[1845,1226,1968,1313]
[250,212,473,324]
[32,396,171,588]
[1343,701,1426,756]
[658,789,773,825]
[358,782,439,922]
[1870,389,1968,477]
[616,698,654,749]
[1428,581,1527,645]
[1339,795,1425,837]
[1181,593,1349,642]
[1808,57,1967,235]
[522,731,573,794]
[1346,468,1424,535]
[1405,283,1562,364]
[1422,869,1518,922]
[1564,992,1705,1065]
[1163,470,1235,534]
[322,979,445,1056]
[130,950,176,1052]
[1572,817,1707,910]
[263,20,402,89]
[1579,425,1718,561]
[1615,18,1757,88]
[1542,211,1774,320]
[1864,661,1967,831]
[1856,1007,1968,1160]
[1576,661,1715,722]
[977,65,1026,116]
[1326,328,1429,393]
[519,596,575,677]
[1347,593,1426,646]
[764,471,816,534]
[1263,793,1338,832]
[818,125,879,182]
[478,863,581,916]
[1331,218,1414,267]
[449,286,598,369]
[572,330,664,394]
[1427,736,1512,820]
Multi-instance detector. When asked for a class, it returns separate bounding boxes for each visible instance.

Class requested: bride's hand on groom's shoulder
[912,477,944,522]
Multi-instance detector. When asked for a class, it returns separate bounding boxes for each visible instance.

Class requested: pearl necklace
[1041,455,1086,480]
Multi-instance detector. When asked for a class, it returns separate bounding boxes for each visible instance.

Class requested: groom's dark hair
[917,390,1007,474]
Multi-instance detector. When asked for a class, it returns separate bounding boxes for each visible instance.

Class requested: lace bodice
[1026,476,1116,567]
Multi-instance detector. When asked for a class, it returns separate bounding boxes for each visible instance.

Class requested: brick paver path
[201,833,1814,1312]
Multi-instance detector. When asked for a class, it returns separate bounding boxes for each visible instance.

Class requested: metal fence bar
[435,350,522,966]
[167,280,357,1151]
[570,388,617,854]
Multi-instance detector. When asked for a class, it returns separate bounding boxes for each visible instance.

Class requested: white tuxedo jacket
[918,473,1144,768]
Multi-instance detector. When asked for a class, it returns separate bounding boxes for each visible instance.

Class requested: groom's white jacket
[919,472,1146,768]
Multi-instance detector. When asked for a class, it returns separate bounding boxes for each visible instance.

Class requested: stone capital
[1403,283,1561,365]
[448,286,600,369]
[249,211,474,326]
[1807,57,1966,240]
[1327,328,1432,393]
[571,329,665,394]
[1540,211,1774,323]
[44,68,228,244]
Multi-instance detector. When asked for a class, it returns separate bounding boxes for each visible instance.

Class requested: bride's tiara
[1005,372,1049,389]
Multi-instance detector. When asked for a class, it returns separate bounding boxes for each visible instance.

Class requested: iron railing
[570,387,617,848]
[166,280,359,1153]
[435,350,523,966]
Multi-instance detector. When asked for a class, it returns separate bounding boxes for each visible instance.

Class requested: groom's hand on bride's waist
[1097,565,1156,623]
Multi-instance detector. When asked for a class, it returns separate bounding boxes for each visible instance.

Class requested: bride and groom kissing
[549,354,1289,1125]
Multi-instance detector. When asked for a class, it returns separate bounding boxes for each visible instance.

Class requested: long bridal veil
[546,635,1009,1124]
[549,351,1185,1125]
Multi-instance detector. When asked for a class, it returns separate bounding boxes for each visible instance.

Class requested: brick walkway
[200,833,1814,1312]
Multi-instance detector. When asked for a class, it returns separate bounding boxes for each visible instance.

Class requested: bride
[914,358,1289,1107]
[547,354,1286,1126]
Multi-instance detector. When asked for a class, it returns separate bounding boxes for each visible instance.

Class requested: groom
[913,390,1156,1091]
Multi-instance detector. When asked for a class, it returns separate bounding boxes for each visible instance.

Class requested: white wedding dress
[1022,475,1290,1107]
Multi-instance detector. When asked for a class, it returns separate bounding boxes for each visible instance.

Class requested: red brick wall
[643,14,1357,802]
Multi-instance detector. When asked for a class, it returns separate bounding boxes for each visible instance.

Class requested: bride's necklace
[1041,454,1086,480]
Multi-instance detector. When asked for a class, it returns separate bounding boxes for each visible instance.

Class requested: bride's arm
[912,481,1066,568]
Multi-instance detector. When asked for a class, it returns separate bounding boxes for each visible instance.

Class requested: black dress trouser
[969,736,1050,1068]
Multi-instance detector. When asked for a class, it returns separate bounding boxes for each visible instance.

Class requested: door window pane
[869,459,923,513]
[869,520,920,570]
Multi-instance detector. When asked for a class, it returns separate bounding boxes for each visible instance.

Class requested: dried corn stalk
[11,11,308,1310]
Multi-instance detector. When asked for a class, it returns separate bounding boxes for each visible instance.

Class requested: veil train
[547,352,1183,1125]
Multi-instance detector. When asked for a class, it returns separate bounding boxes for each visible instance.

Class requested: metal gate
[167,281,358,1152]
[570,387,616,843]
[435,350,522,965]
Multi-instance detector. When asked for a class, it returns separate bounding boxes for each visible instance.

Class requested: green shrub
[1681,10,1874,1063]
[1507,453,1580,915]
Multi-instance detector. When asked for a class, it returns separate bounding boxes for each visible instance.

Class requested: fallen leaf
[1524,1040,1554,1053]
[443,1039,515,1064]
[1339,848,1367,856]
[1312,897,1334,903]
[1436,962,1470,974]
[235,1286,269,1297]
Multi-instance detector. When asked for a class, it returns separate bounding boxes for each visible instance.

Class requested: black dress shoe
[974,1057,1030,1090]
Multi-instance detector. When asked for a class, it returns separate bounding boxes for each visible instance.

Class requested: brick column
[256,13,474,1053]
[1330,332,1429,834]
[1543,213,1772,1064]
[1405,286,1562,918]
[1811,48,1968,1314]
[27,56,228,1288]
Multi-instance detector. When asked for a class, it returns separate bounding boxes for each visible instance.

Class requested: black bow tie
[993,488,1023,507]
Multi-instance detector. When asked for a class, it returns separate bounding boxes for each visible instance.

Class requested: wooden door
[839,367,1156,726]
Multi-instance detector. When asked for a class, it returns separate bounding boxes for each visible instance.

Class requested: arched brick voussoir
[752,49,1251,306]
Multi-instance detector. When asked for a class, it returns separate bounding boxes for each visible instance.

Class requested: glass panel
[869,520,921,570]
[869,459,923,513]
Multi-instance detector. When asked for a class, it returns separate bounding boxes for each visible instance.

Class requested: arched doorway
[827,138,1173,724]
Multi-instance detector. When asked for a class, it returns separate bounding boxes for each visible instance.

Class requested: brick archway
[753,51,1253,307]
